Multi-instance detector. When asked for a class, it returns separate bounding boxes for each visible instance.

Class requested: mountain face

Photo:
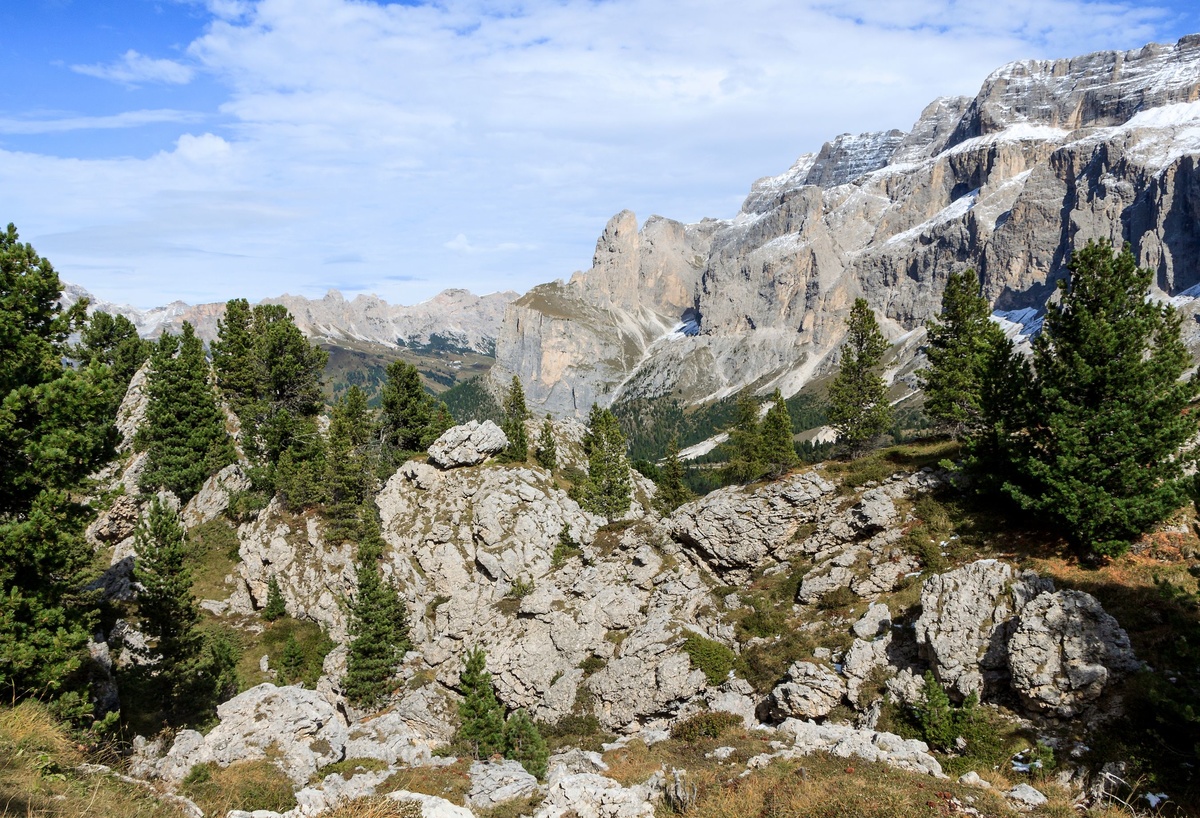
[62,283,518,356]
[490,35,1200,417]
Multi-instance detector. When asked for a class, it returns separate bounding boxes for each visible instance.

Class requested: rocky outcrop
[1008,590,1140,717]
[466,760,539,810]
[536,767,660,818]
[427,421,508,469]
[492,36,1200,417]
[668,471,836,583]
[765,661,847,720]
[181,463,250,528]
[768,719,944,778]
[914,560,1052,701]
[150,684,348,786]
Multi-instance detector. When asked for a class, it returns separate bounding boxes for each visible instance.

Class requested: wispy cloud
[72,49,196,86]
[0,109,203,135]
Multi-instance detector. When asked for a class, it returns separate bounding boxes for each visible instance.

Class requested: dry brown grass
[379,758,472,804]
[179,758,297,816]
[0,702,186,818]
[324,796,423,818]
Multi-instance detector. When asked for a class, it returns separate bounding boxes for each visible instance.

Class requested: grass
[312,756,390,784]
[180,759,297,815]
[824,439,960,495]
[0,701,188,818]
[225,616,335,690]
[538,713,615,754]
[186,518,242,601]
[379,758,472,804]
[325,797,423,818]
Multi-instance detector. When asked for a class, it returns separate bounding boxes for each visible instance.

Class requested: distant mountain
[489,35,1200,423]
[61,284,519,357]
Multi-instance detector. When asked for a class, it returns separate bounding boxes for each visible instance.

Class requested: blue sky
[2,0,1198,308]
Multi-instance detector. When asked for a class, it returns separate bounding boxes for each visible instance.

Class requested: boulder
[536,768,659,818]
[155,683,348,785]
[467,759,540,809]
[1008,589,1139,717]
[774,719,944,777]
[765,661,847,720]
[89,493,140,544]
[852,603,892,640]
[427,421,509,469]
[1005,783,1048,808]
[914,560,1052,700]
[181,463,251,528]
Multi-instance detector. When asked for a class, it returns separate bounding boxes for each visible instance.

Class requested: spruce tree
[138,323,236,502]
[503,708,549,779]
[73,310,152,388]
[325,386,376,539]
[276,634,305,686]
[761,388,798,478]
[343,508,411,709]
[1002,240,1199,557]
[211,298,258,412]
[720,393,763,483]
[380,360,452,459]
[919,270,1008,439]
[534,414,557,470]
[501,376,530,462]
[134,495,207,725]
[262,575,287,621]
[654,437,694,514]
[827,298,892,453]
[1,224,118,718]
[457,647,505,758]
[577,405,631,523]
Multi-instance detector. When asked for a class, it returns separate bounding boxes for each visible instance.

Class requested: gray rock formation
[466,759,540,810]
[152,683,348,786]
[491,36,1200,418]
[181,463,250,528]
[914,560,1052,701]
[1008,590,1140,717]
[537,766,660,818]
[768,719,944,778]
[427,421,509,469]
[765,661,847,720]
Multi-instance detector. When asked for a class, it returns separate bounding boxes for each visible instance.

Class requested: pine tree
[827,298,892,453]
[503,708,549,779]
[720,393,763,483]
[325,386,376,538]
[134,495,207,725]
[380,360,452,460]
[576,405,631,523]
[501,376,530,462]
[262,575,287,621]
[1002,240,1200,557]
[914,671,956,752]
[654,437,694,514]
[343,508,411,709]
[534,414,557,470]
[73,310,152,388]
[1,224,118,718]
[138,323,236,502]
[760,389,798,478]
[919,270,1009,438]
[457,647,505,758]
[276,634,305,686]
[211,298,258,412]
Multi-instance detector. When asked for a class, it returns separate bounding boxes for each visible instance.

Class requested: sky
[2,0,1198,309]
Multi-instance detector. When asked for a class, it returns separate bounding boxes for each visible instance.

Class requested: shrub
[736,595,787,639]
[680,632,736,686]
[669,711,742,742]
[816,586,858,611]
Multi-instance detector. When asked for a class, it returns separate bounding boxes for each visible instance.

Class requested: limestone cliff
[493,35,1200,416]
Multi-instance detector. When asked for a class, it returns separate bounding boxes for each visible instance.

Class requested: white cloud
[5,0,1191,307]
[72,49,196,86]
[0,109,202,134]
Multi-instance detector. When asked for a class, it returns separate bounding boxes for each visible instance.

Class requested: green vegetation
[500,375,530,462]
[720,392,764,484]
[998,240,1200,558]
[680,631,736,686]
[456,647,506,758]
[325,385,377,541]
[138,322,237,502]
[668,711,742,742]
[573,405,632,522]
[653,437,694,513]
[550,524,583,567]
[534,414,557,470]
[827,298,892,452]
[343,509,412,709]
[379,359,452,464]
[502,708,549,779]
[72,310,153,392]
[442,376,503,425]
[262,575,287,621]
[181,759,297,816]
[760,389,798,478]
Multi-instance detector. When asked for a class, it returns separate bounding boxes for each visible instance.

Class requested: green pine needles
[828,298,892,452]
[455,648,549,778]
[342,508,411,710]
[501,376,530,462]
[534,414,557,470]
[575,405,632,522]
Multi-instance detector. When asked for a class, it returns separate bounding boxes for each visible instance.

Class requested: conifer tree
[134,496,208,725]
[1001,240,1200,557]
[325,386,376,538]
[720,393,763,483]
[534,414,557,470]
[343,508,411,709]
[73,310,152,388]
[211,298,258,412]
[919,270,1008,439]
[577,405,631,522]
[503,708,549,779]
[262,575,287,621]
[501,376,530,462]
[379,360,452,459]
[761,388,798,478]
[276,634,305,686]
[1,224,118,718]
[457,647,505,758]
[827,298,892,453]
[654,437,694,514]
[139,323,236,502]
